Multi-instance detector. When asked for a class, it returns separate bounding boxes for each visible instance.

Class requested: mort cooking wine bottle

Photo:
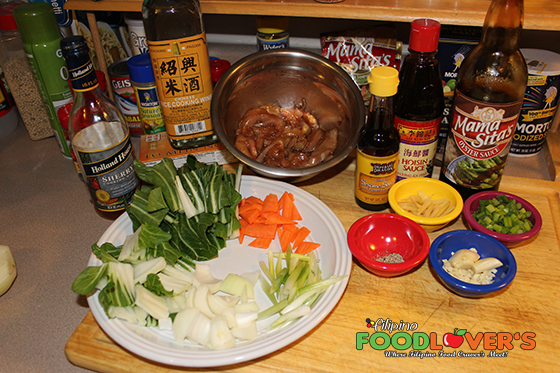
[439,0,528,200]
[142,0,217,149]
[355,66,400,211]
[394,18,444,181]
[61,35,140,220]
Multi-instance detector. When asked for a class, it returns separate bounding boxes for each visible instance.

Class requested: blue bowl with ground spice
[347,213,430,277]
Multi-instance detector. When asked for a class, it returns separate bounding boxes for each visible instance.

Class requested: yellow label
[355,149,398,205]
[147,33,214,141]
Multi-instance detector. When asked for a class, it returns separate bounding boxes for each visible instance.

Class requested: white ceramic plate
[87,175,351,367]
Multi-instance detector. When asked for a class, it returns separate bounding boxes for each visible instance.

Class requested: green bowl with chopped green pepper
[463,191,542,247]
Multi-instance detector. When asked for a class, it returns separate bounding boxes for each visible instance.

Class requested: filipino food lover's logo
[357,318,536,358]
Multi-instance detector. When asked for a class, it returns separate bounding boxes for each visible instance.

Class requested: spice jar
[0,2,53,140]
[127,53,165,134]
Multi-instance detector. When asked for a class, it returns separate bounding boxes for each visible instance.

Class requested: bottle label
[133,85,165,134]
[355,149,398,206]
[67,58,99,92]
[441,89,522,190]
[75,133,139,212]
[395,116,441,180]
[108,73,143,136]
[0,79,12,117]
[147,33,214,141]
[257,34,289,51]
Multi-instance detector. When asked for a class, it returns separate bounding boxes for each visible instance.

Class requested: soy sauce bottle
[394,19,444,180]
[355,66,400,211]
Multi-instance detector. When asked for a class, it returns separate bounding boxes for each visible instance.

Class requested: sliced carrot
[281,224,299,232]
[262,193,279,213]
[278,191,293,211]
[238,203,261,216]
[239,218,249,244]
[248,237,273,249]
[239,209,262,225]
[292,226,311,250]
[264,212,297,225]
[295,241,321,255]
[278,227,295,252]
[281,194,302,221]
[243,223,277,239]
[245,196,264,206]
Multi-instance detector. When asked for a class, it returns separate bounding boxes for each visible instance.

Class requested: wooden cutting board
[65,163,560,372]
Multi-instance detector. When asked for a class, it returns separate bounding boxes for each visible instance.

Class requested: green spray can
[13,2,72,158]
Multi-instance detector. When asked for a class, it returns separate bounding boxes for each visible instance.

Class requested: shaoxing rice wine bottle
[439,0,528,200]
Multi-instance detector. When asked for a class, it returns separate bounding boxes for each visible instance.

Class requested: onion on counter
[0,245,17,296]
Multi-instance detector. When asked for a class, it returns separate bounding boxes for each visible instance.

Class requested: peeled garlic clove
[472,257,503,273]
[448,249,480,269]
[0,245,17,296]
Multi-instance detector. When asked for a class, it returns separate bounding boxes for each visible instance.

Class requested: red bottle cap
[0,3,23,31]
[409,18,441,53]
[210,59,231,85]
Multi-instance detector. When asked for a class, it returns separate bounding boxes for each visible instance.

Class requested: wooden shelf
[64,0,560,31]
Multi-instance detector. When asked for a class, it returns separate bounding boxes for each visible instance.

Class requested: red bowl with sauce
[347,213,430,277]
[211,49,365,182]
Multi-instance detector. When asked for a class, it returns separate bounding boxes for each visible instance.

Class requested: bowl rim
[429,230,518,294]
[210,48,365,178]
[462,191,542,243]
[347,213,430,274]
[388,178,464,226]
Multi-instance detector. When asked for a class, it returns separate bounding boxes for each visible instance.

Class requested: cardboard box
[138,132,237,168]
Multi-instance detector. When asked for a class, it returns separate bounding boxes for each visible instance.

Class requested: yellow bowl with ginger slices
[388,178,463,232]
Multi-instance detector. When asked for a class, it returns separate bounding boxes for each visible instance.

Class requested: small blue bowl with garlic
[429,230,517,298]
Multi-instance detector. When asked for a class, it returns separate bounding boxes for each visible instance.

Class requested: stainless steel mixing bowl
[211,49,365,182]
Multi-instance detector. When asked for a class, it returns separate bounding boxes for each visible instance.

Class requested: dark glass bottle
[355,66,400,211]
[439,0,528,200]
[142,0,217,149]
[394,18,444,180]
[61,35,140,220]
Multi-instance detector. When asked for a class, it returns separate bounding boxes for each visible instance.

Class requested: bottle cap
[256,16,288,34]
[60,35,90,57]
[210,59,231,85]
[0,3,23,31]
[409,18,441,53]
[127,53,155,83]
[367,66,399,97]
[13,2,61,44]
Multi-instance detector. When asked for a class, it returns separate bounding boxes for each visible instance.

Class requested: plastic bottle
[0,1,53,141]
[439,0,528,200]
[13,2,73,158]
[61,35,140,220]
[142,0,217,149]
[256,16,289,51]
[394,19,444,180]
[355,66,401,211]
[127,53,165,134]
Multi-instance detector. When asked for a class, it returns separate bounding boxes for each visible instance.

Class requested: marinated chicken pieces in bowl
[234,105,338,169]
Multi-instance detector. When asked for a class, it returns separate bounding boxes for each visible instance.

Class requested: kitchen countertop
[0,39,558,373]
